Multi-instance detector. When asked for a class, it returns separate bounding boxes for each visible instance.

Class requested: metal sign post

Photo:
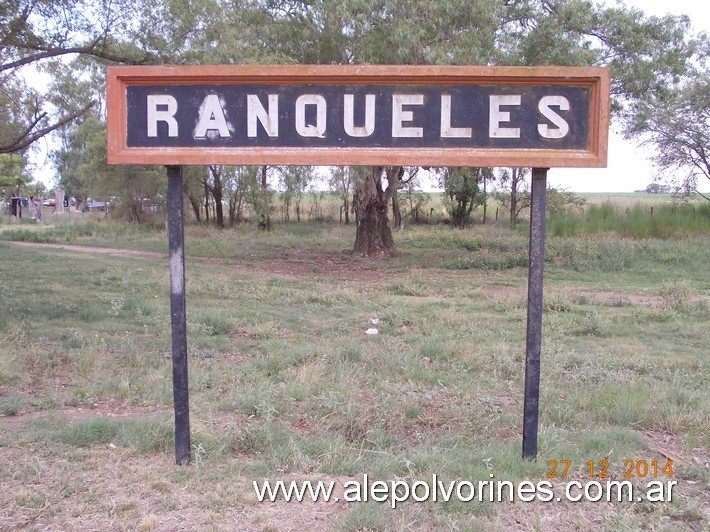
[522,168,548,459]
[166,165,191,465]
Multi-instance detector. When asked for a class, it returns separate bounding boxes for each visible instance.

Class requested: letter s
[538,96,570,139]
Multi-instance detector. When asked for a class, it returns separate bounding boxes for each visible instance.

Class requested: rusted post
[522,167,548,459]
[166,165,191,465]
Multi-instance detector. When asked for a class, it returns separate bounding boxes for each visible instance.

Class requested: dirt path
[9,241,166,260]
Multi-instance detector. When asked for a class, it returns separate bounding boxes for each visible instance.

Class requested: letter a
[194,94,232,139]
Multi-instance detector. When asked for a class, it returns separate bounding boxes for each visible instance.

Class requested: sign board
[107,65,609,168]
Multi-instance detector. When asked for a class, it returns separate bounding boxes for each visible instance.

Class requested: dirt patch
[9,241,165,260]
[641,430,710,470]
[231,249,390,283]
[577,290,662,306]
[9,241,394,283]
[0,398,169,427]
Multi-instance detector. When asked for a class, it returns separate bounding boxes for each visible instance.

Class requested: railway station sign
[107,65,609,168]
[106,64,610,463]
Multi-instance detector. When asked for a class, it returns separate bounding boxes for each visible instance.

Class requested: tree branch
[0,101,95,154]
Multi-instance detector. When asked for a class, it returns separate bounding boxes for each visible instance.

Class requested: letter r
[147,95,179,137]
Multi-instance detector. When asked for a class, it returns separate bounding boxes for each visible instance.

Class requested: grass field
[0,210,708,530]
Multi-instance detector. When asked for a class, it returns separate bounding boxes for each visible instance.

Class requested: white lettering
[342,480,362,502]
[390,480,410,508]
[147,95,179,137]
[567,480,583,502]
[538,95,570,139]
[646,480,676,502]
[489,94,521,138]
[440,94,472,138]
[194,94,231,139]
[247,94,279,137]
[370,480,389,502]
[455,481,475,502]
[344,94,376,137]
[392,94,424,138]
[517,480,536,502]
[411,481,430,502]
[585,481,603,502]
[296,94,327,138]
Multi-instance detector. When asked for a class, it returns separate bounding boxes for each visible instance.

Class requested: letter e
[392,94,424,138]
[489,95,521,139]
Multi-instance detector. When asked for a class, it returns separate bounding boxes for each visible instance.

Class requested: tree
[0,153,31,195]
[400,178,430,224]
[390,167,420,231]
[54,115,164,221]
[630,74,710,201]
[6,0,703,240]
[278,166,313,222]
[496,168,530,227]
[0,0,156,153]
[224,166,260,225]
[439,167,491,229]
[247,0,700,254]
[328,167,353,224]
[205,165,226,227]
[497,184,585,224]
[352,166,402,256]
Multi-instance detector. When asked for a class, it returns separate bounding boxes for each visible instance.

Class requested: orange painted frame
[106,65,609,168]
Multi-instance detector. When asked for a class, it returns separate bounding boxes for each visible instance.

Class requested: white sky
[28,0,708,193]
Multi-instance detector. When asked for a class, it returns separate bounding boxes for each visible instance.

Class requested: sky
[27,0,709,194]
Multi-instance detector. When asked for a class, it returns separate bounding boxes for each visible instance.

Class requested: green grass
[0,215,708,530]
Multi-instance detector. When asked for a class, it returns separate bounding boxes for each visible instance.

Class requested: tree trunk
[392,189,404,231]
[210,167,225,228]
[352,166,400,256]
[184,179,201,223]
[510,168,519,227]
[204,181,210,223]
[482,172,487,224]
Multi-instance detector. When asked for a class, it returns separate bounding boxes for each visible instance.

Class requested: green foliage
[278,166,313,222]
[658,280,695,314]
[440,167,491,229]
[54,416,173,452]
[0,153,30,194]
[0,222,99,243]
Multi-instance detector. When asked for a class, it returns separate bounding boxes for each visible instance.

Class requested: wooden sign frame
[107,65,609,168]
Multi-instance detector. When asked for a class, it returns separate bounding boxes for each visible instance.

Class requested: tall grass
[549,201,710,238]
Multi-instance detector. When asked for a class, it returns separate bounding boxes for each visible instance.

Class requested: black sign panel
[126,84,590,150]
